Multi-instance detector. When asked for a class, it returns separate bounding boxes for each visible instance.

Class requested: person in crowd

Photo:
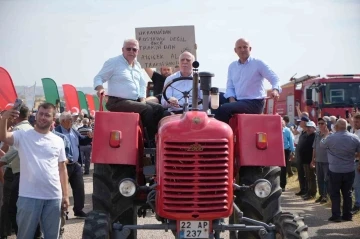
[78,118,92,174]
[145,66,173,104]
[280,119,295,191]
[300,121,317,200]
[0,103,69,238]
[215,38,281,123]
[93,39,164,143]
[55,112,92,218]
[283,115,295,177]
[0,106,42,238]
[311,117,331,204]
[347,113,360,214]
[293,116,310,196]
[161,51,202,114]
[321,119,360,222]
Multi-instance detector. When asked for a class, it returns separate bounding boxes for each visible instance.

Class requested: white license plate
[179,221,210,238]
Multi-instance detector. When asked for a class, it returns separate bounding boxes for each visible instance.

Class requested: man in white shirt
[161,52,202,114]
[94,39,164,142]
[215,38,281,123]
[0,103,69,239]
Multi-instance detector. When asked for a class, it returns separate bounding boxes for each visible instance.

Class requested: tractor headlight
[253,179,272,198]
[119,179,137,197]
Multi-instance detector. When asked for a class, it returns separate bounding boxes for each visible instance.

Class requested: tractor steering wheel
[162,76,203,109]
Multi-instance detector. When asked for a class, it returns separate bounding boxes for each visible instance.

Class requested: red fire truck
[267,74,360,122]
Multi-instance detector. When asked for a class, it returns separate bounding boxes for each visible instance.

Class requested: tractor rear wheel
[83,164,137,239]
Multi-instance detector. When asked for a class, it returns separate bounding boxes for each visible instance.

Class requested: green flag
[41,78,60,105]
[93,95,99,111]
[77,91,89,115]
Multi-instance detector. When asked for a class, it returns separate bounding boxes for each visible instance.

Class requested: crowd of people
[281,107,360,222]
[0,106,93,238]
[0,36,358,238]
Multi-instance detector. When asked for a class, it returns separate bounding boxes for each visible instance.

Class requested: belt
[108,96,138,101]
[67,161,76,165]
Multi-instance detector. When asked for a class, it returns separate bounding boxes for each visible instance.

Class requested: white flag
[24,82,36,110]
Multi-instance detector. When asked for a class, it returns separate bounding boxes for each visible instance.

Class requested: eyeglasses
[318,122,325,125]
[125,48,138,52]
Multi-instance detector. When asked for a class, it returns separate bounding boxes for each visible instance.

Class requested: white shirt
[351,128,360,138]
[294,126,303,145]
[13,129,66,200]
[93,55,147,100]
[161,71,202,112]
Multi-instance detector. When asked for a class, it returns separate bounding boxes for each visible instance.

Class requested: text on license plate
[179,221,210,238]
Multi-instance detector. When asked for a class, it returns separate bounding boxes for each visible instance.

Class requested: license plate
[179,221,210,238]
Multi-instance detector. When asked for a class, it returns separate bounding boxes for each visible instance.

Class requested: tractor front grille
[161,140,230,216]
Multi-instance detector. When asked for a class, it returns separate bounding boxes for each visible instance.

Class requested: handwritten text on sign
[135,26,196,68]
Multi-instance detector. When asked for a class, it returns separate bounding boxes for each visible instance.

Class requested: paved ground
[10,169,360,239]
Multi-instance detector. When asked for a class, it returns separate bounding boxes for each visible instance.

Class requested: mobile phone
[346,110,349,118]
[13,99,23,111]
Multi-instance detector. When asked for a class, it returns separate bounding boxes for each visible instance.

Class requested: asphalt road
[10,169,360,239]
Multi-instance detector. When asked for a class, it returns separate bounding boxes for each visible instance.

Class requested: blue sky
[0,0,359,90]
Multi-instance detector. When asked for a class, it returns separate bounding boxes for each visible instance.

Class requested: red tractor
[82,62,309,239]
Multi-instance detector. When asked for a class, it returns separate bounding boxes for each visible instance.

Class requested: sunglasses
[318,122,325,125]
[125,47,138,52]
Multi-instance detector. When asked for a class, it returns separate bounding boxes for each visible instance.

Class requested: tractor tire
[91,164,137,239]
[234,166,282,239]
[82,211,111,239]
[273,212,309,238]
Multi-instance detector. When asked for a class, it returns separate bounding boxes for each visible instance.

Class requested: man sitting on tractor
[161,51,202,114]
[93,39,164,142]
[215,38,281,123]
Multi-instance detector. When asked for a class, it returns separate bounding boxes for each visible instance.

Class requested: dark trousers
[316,162,329,197]
[329,170,355,218]
[67,163,85,213]
[106,97,164,140]
[303,164,317,196]
[80,145,92,174]
[9,173,41,238]
[295,153,307,192]
[214,99,265,123]
[280,149,291,189]
[0,168,13,237]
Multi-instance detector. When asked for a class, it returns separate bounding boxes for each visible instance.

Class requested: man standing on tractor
[161,51,202,114]
[94,39,164,143]
[215,38,281,123]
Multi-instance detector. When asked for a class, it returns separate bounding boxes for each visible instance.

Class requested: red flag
[86,94,96,116]
[0,67,18,111]
[62,84,80,114]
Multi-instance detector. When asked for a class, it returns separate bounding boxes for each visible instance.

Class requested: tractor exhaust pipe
[192,61,200,111]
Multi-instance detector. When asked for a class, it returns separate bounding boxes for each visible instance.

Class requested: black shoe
[301,193,309,199]
[351,206,360,215]
[303,195,315,201]
[315,196,323,203]
[320,197,328,204]
[328,216,342,222]
[295,191,306,196]
[281,188,285,192]
[342,216,352,221]
[84,172,89,175]
[74,211,87,218]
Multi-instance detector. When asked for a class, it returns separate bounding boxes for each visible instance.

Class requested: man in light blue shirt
[281,119,295,191]
[93,39,164,142]
[215,38,281,123]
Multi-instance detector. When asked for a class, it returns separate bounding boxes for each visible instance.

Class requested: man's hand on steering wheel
[168,97,180,108]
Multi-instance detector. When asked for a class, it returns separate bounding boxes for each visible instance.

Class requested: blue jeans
[214,99,265,123]
[17,196,61,239]
[353,161,360,207]
[316,162,329,197]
